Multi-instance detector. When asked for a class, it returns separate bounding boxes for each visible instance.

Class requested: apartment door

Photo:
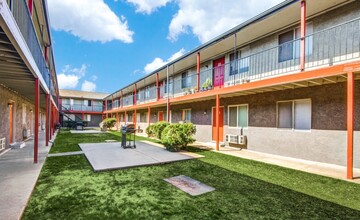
[158,111,164,121]
[213,57,225,87]
[9,103,14,144]
[212,107,224,142]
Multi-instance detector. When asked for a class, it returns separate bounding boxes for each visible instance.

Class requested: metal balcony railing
[61,104,103,112]
[11,0,51,89]
[106,17,360,111]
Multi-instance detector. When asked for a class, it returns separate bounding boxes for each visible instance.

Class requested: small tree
[99,118,117,130]
[161,123,196,152]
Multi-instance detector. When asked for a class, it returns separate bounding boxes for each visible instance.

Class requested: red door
[158,111,164,121]
[9,104,13,143]
[213,57,225,87]
[212,107,224,142]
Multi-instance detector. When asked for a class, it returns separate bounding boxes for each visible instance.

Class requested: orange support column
[148,106,151,127]
[215,94,220,151]
[34,78,39,163]
[300,0,306,71]
[347,71,354,179]
[197,52,200,92]
[167,101,171,123]
[116,112,119,128]
[124,110,127,124]
[134,109,137,128]
[45,94,49,146]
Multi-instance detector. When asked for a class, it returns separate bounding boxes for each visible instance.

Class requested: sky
[49,0,284,94]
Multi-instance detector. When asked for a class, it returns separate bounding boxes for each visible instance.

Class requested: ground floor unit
[107,80,360,170]
[60,112,103,128]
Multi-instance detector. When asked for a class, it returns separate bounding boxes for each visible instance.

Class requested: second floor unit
[59,89,109,113]
[0,0,59,105]
[104,0,360,111]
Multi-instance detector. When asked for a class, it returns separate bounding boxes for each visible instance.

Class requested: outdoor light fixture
[7,102,13,107]
[204,109,207,115]
[30,109,33,112]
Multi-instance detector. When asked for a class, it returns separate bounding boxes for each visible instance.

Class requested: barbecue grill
[121,124,136,149]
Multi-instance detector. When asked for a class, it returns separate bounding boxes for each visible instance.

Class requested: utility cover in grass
[164,175,215,196]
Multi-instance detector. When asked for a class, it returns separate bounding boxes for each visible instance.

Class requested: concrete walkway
[193,142,360,184]
[0,131,56,220]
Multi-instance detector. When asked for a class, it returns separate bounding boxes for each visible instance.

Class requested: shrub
[146,124,155,137]
[154,121,170,139]
[99,118,116,130]
[161,123,196,152]
[146,121,170,139]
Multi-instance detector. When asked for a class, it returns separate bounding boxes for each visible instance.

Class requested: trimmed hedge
[161,123,196,152]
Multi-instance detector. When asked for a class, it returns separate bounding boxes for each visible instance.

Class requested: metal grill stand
[121,124,136,149]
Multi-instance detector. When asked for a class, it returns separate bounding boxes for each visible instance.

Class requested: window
[182,109,191,122]
[181,72,192,88]
[228,105,248,128]
[88,100,91,106]
[229,52,239,76]
[145,87,150,99]
[277,99,311,130]
[278,30,294,62]
[85,114,91,122]
[22,104,27,124]
[278,24,313,62]
[140,112,148,123]
[64,114,75,121]
[136,113,141,123]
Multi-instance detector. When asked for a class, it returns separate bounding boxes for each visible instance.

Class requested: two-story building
[103,0,360,179]
[0,0,59,162]
[59,89,108,127]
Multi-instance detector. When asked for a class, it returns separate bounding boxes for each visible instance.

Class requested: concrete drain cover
[164,175,215,196]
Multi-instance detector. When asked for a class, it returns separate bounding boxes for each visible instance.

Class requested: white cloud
[48,0,134,43]
[81,80,97,92]
[144,48,185,74]
[57,64,87,89]
[125,0,172,14]
[168,0,284,43]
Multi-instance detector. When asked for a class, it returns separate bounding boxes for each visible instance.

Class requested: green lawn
[23,132,360,219]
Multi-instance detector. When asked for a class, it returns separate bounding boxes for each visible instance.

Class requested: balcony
[61,104,103,113]
[10,0,52,90]
[106,18,360,111]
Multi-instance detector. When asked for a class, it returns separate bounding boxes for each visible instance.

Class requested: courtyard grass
[23,132,360,219]
[50,129,122,153]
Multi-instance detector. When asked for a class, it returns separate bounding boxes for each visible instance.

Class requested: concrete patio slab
[70,130,104,134]
[79,141,201,171]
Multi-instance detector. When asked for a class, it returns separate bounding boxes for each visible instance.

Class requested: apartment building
[0,0,59,162]
[59,89,108,127]
[104,0,359,179]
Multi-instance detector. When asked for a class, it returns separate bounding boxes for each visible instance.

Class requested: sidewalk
[0,131,55,220]
[193,142,360,184]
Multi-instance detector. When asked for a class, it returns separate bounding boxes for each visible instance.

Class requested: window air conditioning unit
[225,134,247,145]
[225,134,239,144]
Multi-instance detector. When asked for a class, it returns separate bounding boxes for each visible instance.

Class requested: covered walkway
[0,131,54,220]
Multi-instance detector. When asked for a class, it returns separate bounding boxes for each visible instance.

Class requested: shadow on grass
[22,154,360,220]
